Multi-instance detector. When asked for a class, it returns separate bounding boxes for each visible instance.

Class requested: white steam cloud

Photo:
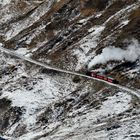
[88,39,140,68]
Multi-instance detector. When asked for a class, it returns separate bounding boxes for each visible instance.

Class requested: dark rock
[40,68,58,75]
[130,134,140,138]
[0,137,6,140]
[106,123,121,131]
[72,76,81,83]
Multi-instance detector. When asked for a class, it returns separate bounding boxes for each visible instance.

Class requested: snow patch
[74,26,105,70]
[0,0,11,6]
[4,1,53,40]
[1,76,60,129]
[15,48,30,56]
[36,91,132,140]
[121,20,129,26]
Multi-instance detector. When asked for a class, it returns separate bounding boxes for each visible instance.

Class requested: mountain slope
[0,0,140,139]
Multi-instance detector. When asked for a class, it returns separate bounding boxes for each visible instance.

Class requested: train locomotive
[86,71,119,84]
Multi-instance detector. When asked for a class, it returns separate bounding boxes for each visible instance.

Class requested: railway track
[0,43,140,99]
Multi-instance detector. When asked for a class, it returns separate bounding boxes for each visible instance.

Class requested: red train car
[86,71,119,84]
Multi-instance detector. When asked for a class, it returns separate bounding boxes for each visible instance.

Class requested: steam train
[86,71,119,84]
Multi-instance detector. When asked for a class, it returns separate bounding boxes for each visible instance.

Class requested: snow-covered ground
[0,0,140,139]
[14,91,140,140]
[73,1,140,71]
[4,1,53,41]
[0,50,78,133]
[1,45,139,139]
[0,0,11,6]
[73,25,105,70]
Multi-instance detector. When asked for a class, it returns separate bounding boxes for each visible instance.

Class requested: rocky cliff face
[0,0,140,139]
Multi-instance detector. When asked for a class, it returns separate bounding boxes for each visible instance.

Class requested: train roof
[89,71,115,80]
[107,77,114,80]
